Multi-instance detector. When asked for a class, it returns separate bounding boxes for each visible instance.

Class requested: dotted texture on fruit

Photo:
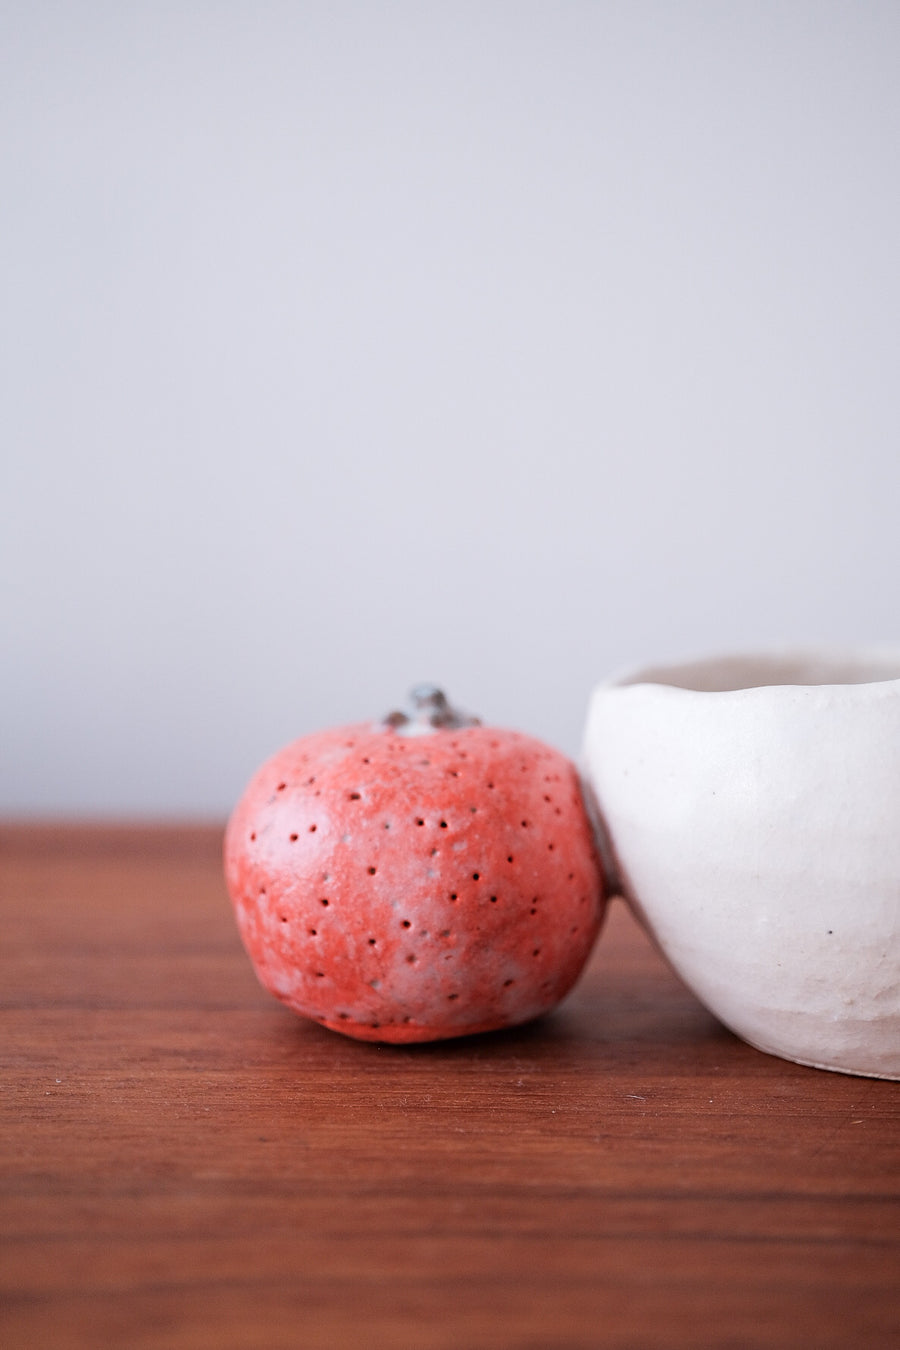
[224,721,606,1043]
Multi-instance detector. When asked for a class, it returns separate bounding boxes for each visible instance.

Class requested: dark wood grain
[1,824,897,1350]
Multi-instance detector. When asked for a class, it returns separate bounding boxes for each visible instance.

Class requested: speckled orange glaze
[224,719,606,1043]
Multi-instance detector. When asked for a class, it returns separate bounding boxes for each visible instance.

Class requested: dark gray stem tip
[383,686,481,732]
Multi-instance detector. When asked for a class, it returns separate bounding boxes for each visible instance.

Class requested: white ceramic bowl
[582,649,900,1079]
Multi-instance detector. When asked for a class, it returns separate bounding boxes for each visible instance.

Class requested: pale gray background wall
[2,1,898,816]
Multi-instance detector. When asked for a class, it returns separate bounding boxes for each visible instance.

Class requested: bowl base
[741,1033,900,1081]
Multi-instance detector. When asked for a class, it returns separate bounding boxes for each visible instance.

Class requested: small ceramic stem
[384,686,481,734]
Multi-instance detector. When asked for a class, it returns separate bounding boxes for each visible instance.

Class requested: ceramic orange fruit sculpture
[225,687,606,1042]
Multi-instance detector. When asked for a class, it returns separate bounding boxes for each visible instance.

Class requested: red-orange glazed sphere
[224,698,606,1043]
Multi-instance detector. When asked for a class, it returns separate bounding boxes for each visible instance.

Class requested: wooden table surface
[1,824,897,1350]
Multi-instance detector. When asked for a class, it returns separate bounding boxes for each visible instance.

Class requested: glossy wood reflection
[1,825,897,1349]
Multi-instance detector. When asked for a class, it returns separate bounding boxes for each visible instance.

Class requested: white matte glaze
[582,649,900,1079]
